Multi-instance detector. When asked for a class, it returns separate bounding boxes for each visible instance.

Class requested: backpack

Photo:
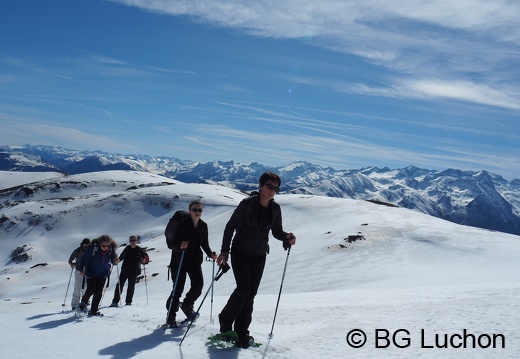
[165,210,190,250]
[141,251,150,264]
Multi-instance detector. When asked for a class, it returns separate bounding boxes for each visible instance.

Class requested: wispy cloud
[109,0,520,109]
[338,78,520,110]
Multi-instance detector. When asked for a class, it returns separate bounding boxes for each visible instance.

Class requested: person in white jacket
[68,238,90,310]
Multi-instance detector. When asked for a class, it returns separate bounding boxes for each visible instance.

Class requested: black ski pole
[210,258,215,324]
[179,263,229,346]
[165,250,185,330]
[62,266,74,308]
[100,264,113,309]
[269,245,291,338]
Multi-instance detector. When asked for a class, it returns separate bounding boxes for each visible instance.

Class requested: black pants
[112,270,137,305]
[81,277,107,313]
[166,260,204,321]
[219,250,266,336]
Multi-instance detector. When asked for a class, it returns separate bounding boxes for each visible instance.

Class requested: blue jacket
[80,243,117,279]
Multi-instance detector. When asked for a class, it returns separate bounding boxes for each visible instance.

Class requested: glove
[283,241,291,250]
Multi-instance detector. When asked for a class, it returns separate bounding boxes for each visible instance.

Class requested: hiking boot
[218,314,232,333]
[109,302,118,308]
[186,311,200,323]
[235,335,255,349]
[166,320,179,328]
[78,302,88,311]
[180,302,194,317]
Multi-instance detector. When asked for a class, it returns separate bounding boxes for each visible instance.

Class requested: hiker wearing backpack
[216,172,296,348]
[68,237,90,310]
[110,235,149,307]
[165,201,217,327]
[78,235,119,316]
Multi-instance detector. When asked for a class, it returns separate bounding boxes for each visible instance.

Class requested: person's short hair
[259,172,281,187]
[189,201,204,210]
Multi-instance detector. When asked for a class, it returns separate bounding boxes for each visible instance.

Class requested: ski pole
[143,264,149,305]
[116,263,122,308]
[179,263,229,346]
[100,264,113,309]
[62,266,74,307]
[210,258,215,324]
[269,245,291,338]
[165,250,185,330]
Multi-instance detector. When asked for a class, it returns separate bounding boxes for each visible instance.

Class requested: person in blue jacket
[78,235,119,316]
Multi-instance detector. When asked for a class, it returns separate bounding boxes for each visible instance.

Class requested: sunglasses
[264,183,280,193]
[190,208,203,213]
[129,239,137,242]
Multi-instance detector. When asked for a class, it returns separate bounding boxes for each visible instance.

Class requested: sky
[0,0,519,180]
[0,171,519,358]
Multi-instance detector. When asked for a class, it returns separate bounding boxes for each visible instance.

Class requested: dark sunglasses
[190,208,203,213]
[264,183,280,193]
[129,239,137,242]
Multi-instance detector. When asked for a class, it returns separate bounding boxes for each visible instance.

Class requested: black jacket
[221,195,287,256]
[170,218,212,265]
[119,245,146,276]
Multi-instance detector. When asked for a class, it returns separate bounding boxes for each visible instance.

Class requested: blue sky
[1,0,519,180]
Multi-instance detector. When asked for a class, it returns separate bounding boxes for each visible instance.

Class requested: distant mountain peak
[1,143,519,235]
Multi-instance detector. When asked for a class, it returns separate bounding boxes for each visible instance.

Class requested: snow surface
[0,171,519,358]
[0,170,64,190]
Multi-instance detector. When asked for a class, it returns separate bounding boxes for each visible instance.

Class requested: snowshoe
[162,320,179,329]
[207,331,239,348]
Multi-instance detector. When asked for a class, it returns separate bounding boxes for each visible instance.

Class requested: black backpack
[164,210,190,250]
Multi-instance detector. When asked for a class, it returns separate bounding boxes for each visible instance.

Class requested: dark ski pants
[219,250,266,336]
[166,261,204,321]
[112,270,137,305]
[81,277,107,313]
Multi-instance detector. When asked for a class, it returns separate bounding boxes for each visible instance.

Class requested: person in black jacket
[165,201,217,327]
[217,172,296,348]
[110,235,148,307]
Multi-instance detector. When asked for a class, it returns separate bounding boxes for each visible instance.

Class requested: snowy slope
[0,170,519,358]
[0,170,64,190]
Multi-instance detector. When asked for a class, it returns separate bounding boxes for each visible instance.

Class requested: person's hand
[283,232,296,250]
[180,241,189,250]
[114,258,120,264]
[211,251,218,261]
[217,252,229,266]
[70,263,75,269]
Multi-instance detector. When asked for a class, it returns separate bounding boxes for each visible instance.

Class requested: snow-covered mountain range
[1,144,519,235]
[0,170,519,359]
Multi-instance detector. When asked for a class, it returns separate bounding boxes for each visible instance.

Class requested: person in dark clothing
[110,235,148,307]
[68,238,90,310]
[78,235,119,316]
[165,201,217,327]
[217,172,296,348]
